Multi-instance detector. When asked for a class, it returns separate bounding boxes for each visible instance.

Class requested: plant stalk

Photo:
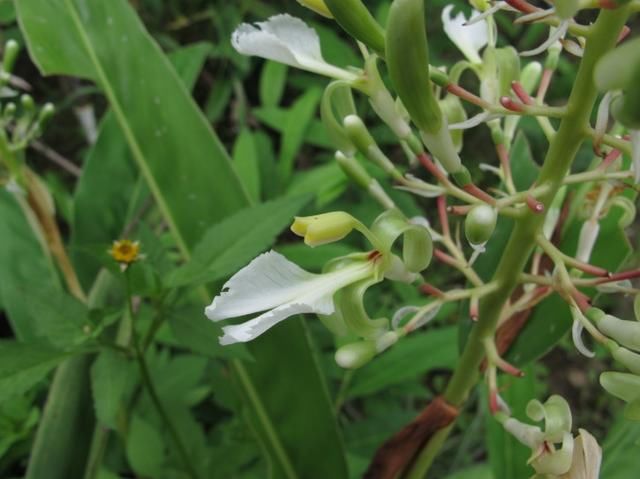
[405,7,631,478]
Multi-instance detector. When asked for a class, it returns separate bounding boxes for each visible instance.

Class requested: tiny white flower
[441,5,488,64]
[231,14,357,81]
[205,250,374,345]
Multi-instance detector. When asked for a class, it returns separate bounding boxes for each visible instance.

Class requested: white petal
[520,22,569,57]
[442,5,488,64]
[231,14,354,80]
[568,429,602,479]
[206,251,374,344]
[572,318,595,358]
[219,299,330,345]
[206,251,316,320]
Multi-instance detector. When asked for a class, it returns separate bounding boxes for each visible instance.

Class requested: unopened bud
[600,371,640,403]
[335,152,371,189]
[296,0,333,18]
[2,39,19,75]
[465,204,497,246]
[387,0,442,135]
[343,115,397,175]
[439,95,467,153]
[20,94,35,115]
[545,41,562,71]
[291,212,357,247]
[335,340,376,369]
[520,61,542,94]
[608,341,640,375]
[38,103,55,128]
[594,313,640,352]
[325,0,385,55]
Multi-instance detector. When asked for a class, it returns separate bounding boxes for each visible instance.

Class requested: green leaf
[347,324,458,398]
[126,415,165,477]
[601,413,640,478]
[90,350,135,429]
[260,61,288,107]
[278,88,323,182]
[0,191,60,341]
[18,2,349,477]
[166,195,310,288]
[232,128,261,203]
[0,342,70,403]
[17,0,250,253]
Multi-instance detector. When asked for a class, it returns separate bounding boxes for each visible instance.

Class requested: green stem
[124,273,200,479]
[404,7,630,478]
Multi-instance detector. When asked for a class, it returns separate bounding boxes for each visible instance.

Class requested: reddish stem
[417,152,449,184]
[618,25,631,43]
[526,195,545,213]
[446,84,492,109]
[598,148,622,170]
[437,196,450,238]
[464,184,496,205]
[448,204,472,216]
[537,69,553,101]
[505,0,538,13]
[500,96,525,113]
[570,288,592,312]
[434,248,458,267]
[496,143,512,184]
[420,283,446,298]
[511,81,534,106]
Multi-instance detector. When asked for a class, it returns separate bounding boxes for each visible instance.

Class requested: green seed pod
[386,0,442,135]
[465,204,497,246]
[324,0,386,55]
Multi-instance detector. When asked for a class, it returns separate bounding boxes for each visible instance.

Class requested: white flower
[205,250,374,345]
[231,14,357,81]
[560,429,602,479]
[441,5,488,64]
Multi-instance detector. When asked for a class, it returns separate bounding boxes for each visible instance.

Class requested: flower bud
[439,95,467,153]
[593,313,640,352]
[324,0,385,55]
[335,340,377,369]
[465,204,497,246]
[386,0,442,135]
[495,47,521,98]
[321,81,357,156]
[608,341,640,375]
[2,39,19,76]
[335,152,371,189]
[343,115,398,175]
[545,41,562,71]
[520,61,542,94]
[295,0,333,18]
[600,371,640,403]
[291,212,357,247]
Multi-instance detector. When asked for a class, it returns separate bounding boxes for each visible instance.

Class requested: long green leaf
[17,2,348,477]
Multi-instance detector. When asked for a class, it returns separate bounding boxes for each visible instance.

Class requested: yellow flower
[109,239,141,265]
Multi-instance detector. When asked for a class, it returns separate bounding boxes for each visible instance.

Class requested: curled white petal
[449,112,501,130]
[206,250,373,344]
[594,92,613,149]
[520,22,569,57]
[514,8,556,25]
[231,14,356,80]
[442,5,488,64]
[465,2,507,26]
[576,220,599,263]
[572,318,595,358]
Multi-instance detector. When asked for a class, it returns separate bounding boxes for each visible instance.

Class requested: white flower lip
[231,14,357,81]
[205,250,374,345]
[441,5,488,64]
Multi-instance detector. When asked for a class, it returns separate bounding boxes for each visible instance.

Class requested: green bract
[324,0,386,55]
[386,0,442,135]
